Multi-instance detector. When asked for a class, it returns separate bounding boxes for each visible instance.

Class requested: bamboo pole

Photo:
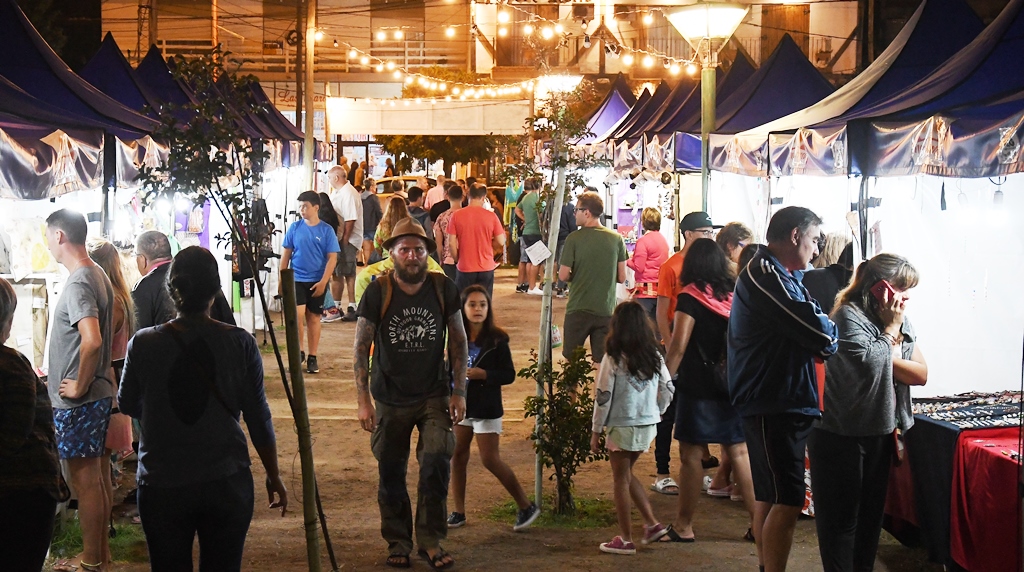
[280,269,323,572]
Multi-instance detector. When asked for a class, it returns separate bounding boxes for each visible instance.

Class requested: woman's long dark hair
[681,238,736,301]
[605,300,662,380]
[460,285,508,348]
[319,192,341,234]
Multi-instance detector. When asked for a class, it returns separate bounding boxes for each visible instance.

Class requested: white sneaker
[702,475,712,492]
[526,288,544,296]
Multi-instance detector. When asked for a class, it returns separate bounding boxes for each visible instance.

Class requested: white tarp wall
[707,173,858,243]
[707,170,1018,398]
[867,175,1023,397]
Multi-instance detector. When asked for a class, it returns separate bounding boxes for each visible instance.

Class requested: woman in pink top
[628,208,669,323]
[87,240,135,459]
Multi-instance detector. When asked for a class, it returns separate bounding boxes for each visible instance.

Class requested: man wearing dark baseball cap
[650,211,723,495]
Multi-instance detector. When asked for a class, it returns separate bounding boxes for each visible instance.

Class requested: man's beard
[395,259,427,284]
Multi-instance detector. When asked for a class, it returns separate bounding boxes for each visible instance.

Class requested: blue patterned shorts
[53,397,112,459]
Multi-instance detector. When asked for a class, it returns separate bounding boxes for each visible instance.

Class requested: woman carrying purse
[808,253,928,572]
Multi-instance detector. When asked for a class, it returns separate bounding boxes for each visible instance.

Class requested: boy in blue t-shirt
[281,190,340,374]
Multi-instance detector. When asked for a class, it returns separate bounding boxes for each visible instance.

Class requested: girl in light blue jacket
[591,301,674,555]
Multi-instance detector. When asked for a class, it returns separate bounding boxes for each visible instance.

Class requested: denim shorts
[53,397,112,459]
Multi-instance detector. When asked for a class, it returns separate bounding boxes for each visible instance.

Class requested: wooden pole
[280,269,323,572]
[303,0,317,192]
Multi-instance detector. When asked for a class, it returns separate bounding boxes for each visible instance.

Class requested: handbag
[693,334,730,401]
[892,381,905,466]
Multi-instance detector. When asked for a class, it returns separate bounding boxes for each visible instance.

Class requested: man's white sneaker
[526,288,544,296]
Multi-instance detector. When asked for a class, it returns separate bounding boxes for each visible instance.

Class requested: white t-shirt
[330,182,364,249]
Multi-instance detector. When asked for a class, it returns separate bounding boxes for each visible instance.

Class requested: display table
[950,427,1021,572]
[883,392,1022,571]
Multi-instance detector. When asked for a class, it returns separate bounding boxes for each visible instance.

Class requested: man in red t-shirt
[447,183,506,296]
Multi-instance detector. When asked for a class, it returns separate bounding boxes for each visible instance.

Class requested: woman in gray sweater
[808,253,928,572]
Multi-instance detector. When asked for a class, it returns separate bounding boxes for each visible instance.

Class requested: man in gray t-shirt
[45,209,115,569]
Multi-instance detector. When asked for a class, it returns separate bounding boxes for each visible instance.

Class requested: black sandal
[417,547,455,570]
[657,524,696,543]
[385,553,411,568]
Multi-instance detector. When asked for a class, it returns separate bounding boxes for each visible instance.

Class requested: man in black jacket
[132,230,176,330]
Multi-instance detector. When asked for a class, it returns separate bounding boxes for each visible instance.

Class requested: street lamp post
[667,3,748,212]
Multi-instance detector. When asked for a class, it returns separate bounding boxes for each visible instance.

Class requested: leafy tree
[374,134,497,175]
[19,0,66,56]
[135,46,338,569]
[522,347,607,515]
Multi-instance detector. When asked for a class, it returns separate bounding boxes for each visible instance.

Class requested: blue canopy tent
[699,35,835,172]
[840,0,1024,176]
[656,53,756,138]
[0,76,106,199]
[605,80,672,142]
[710,0,984,177]
[577,74,636,146]
[0,0,158,141]
[81,33,163,119]
[80,34,172,189]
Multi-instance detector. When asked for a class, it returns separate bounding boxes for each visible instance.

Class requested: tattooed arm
[354,317,377,432]
[447,310,469,424]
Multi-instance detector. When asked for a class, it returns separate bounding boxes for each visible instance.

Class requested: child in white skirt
[591,300,675,554]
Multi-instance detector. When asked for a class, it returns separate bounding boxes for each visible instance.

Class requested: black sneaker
[515,283,528,293]
[513,503,540,531]
[300,350,306,364]
[701,455,720,469]
[341,307,358,322]
[306,355,319,374]
[447,512,466,528]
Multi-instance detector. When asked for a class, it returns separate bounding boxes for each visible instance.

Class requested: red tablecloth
[950,427,1022,572]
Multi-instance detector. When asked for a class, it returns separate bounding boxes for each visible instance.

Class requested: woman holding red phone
[807,253,928,572]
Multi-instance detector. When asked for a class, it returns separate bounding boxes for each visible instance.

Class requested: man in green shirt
[514,178,544,294]
[557,191,627,363]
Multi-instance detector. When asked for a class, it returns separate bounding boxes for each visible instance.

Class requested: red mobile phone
[870,280,896,304]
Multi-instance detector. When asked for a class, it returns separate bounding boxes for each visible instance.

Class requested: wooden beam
[476,32,496,60]
[827,25,859,72]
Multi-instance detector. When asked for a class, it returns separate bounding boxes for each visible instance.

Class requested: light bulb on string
[523,23,534,35]
[415,98,422,104]
[376,31,387,41]
[459,95,467,100]
[360,56,370,65]
[405,76,414,85]
[386,61,396,71]
[314,29,324,41]
[642,12,654,26]
[497,10,510,24]
[393,70,402,79]
[685,62,697,75]
[669,62,681,75]
[375,63,384,72]
[394,30,404,40]
[554,23,564,34]
[333,39,339,48]
[446,27,456,38]
[452,86,461,95]
[445,95,452,102]
[541,27,554,40]
[439,83,447,91]
[622,53,634,66]
[642,55,654,68]
[498,27,508,37]
[348,49,357,59]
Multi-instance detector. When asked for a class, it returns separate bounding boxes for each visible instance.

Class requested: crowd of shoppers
[0,163,929,572]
